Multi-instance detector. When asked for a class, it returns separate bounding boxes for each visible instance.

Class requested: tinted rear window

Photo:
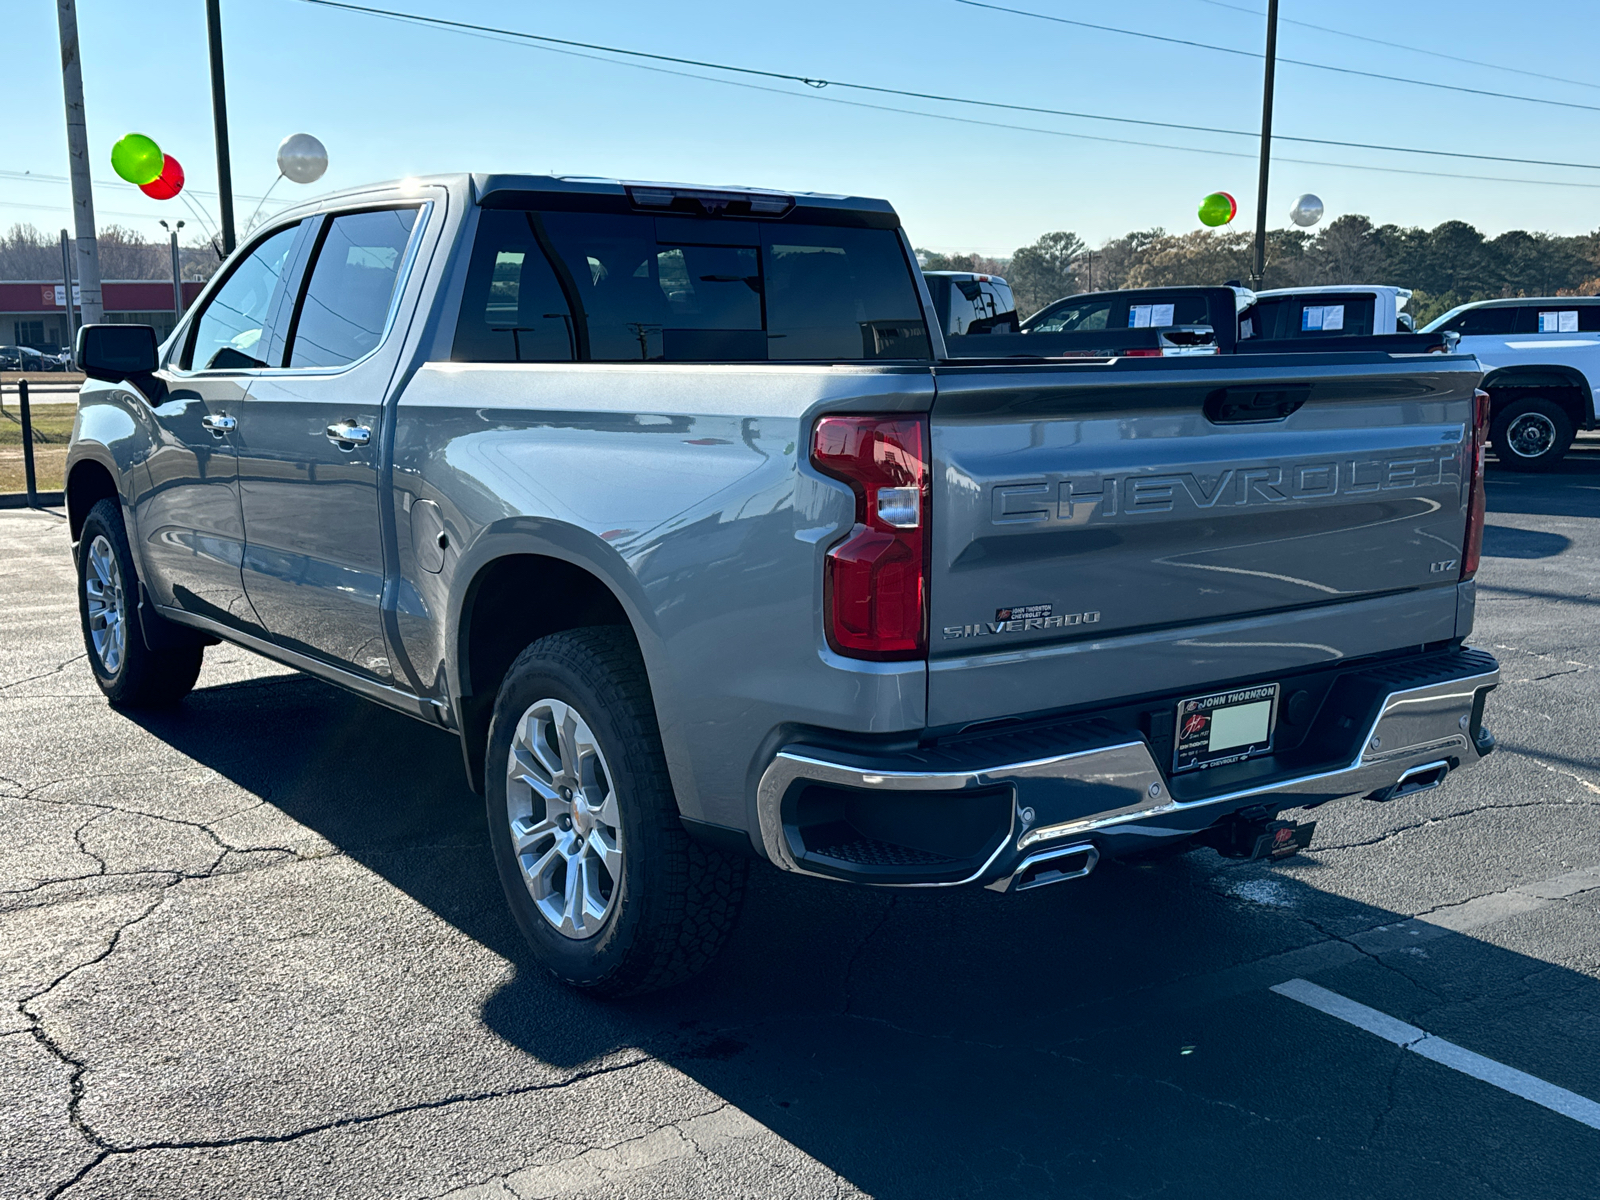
[1246,293,1376,339]
[452,211,928,363]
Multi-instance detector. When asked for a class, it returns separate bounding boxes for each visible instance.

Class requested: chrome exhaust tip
[1367,759,1450,803]
[987,842,1099,893]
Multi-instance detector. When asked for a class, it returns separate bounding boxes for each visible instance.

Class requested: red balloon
[139,155,184,200]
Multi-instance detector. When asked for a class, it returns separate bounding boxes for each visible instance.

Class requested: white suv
[1423,297,1600,471]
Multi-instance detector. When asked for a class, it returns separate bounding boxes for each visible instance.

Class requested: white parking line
[1272,978,1600,1132]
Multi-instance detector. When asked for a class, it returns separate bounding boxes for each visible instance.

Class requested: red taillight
[811,415,929,660]
[1123,348,1162,357]
[1461,388,1491,580]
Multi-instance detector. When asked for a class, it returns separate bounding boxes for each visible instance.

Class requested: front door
[134,221,306,633]
[236,205,425,679]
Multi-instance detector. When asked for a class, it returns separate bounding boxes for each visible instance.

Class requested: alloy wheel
[1505,412,1557,459]
[505,697,623,939]
[84,535,127,675]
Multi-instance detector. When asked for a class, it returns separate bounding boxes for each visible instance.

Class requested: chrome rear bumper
[755,648,1498,887]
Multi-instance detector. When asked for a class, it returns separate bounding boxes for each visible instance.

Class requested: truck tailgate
[927,355,1482,728]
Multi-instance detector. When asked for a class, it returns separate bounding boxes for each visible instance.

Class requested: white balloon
[277,133,328,185]
[1289,193,1324,228]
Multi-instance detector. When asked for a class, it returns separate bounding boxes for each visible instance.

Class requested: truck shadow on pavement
[125,676,1600,1200]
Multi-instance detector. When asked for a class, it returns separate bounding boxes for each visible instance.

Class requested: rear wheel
[1490,396,1574,472]
[76,498,204,707]
[485,627,747,996]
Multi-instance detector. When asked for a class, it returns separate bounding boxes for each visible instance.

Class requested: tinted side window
[1029,300,1112,333]
[1525,305,1600,334]
[288,208,420,369]
[452,211,574,361]
[1443,307,1518,336]
[1105,295,1211,328]
[185,222,302,370]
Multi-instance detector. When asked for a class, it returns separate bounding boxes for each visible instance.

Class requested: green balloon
[111,133,164,185]
[1198,191,1237,228]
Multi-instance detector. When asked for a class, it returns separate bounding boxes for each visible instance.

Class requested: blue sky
[6,0,1598,259]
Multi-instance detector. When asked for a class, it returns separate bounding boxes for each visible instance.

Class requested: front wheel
[77,498,204,707]
[1490,397,1574,473]
[485,627,747,997]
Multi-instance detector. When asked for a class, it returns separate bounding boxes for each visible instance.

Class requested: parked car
[65,173,1500,996]
[1421,297,1600,471]
[0,345,47,371]
[923,271,1018,337]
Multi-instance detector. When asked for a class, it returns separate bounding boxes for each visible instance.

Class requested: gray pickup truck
[65,174,1500,996]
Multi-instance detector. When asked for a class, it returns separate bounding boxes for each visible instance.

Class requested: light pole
[58,229,77,365]
[159,219,186,322]
[1249,0,1280,289]
[54,0,105,325]
[206,0,238,255]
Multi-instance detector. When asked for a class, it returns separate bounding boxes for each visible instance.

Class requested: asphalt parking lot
[3,436,1597,1200]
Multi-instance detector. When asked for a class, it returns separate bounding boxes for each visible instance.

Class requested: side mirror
[77,324,159,383]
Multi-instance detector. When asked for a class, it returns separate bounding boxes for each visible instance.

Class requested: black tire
[76,498,204,707]
[1490,396,1574,473]
[485,627,747,997]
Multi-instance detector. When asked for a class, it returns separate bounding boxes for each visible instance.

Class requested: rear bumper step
[756,647,1499,887]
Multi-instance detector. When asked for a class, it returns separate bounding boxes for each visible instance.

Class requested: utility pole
[58,230,78,364]
[1249,0,1280,289]
[206,0,238,254]
[160,219,186,320]
[55,0,104,326]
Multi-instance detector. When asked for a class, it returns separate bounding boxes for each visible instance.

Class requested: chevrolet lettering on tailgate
[991,454,1462,526]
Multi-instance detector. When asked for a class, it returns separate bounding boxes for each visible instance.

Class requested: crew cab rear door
[925,355,1482,729]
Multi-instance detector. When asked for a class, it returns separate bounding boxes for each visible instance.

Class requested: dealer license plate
[1173,683,1280,773]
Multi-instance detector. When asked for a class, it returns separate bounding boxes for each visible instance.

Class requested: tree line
[921,217,1600,325]
[0,223,219,283]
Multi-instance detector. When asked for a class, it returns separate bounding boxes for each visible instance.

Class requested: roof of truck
[1256,284,1413,301]
[1451,296,1600,308]
[259,173,901,230]
[470,174,901,226]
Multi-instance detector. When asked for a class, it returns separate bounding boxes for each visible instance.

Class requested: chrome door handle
[200,414,236,435]
[325,421,371,447]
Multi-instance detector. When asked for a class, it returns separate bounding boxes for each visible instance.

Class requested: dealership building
[1,280,205,350]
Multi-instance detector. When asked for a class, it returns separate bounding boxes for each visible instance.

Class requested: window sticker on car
[1538,310,1579,333]
[1301,304,1345,332]
[1128,303,1175,328]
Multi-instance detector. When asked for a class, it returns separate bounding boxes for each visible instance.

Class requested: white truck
[1246,285,1416,340]
[1422,297,1600,471]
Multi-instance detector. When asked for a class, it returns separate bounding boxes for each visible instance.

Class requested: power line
[313,3,1600,192]
[288,0,1600,176]
[958,0,1600,114]
[1191,0,1600,93]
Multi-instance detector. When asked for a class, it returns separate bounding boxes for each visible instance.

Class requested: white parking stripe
[1272,979,1600,1132]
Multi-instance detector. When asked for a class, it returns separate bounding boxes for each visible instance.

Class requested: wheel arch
[447,523,665,795]
[1482,364,1593,427]
[64,451,121,543]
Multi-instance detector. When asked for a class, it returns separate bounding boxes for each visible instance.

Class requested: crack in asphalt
[0,652,87,691]
[1309,793,1600,854]
[44,1055,658,1200]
